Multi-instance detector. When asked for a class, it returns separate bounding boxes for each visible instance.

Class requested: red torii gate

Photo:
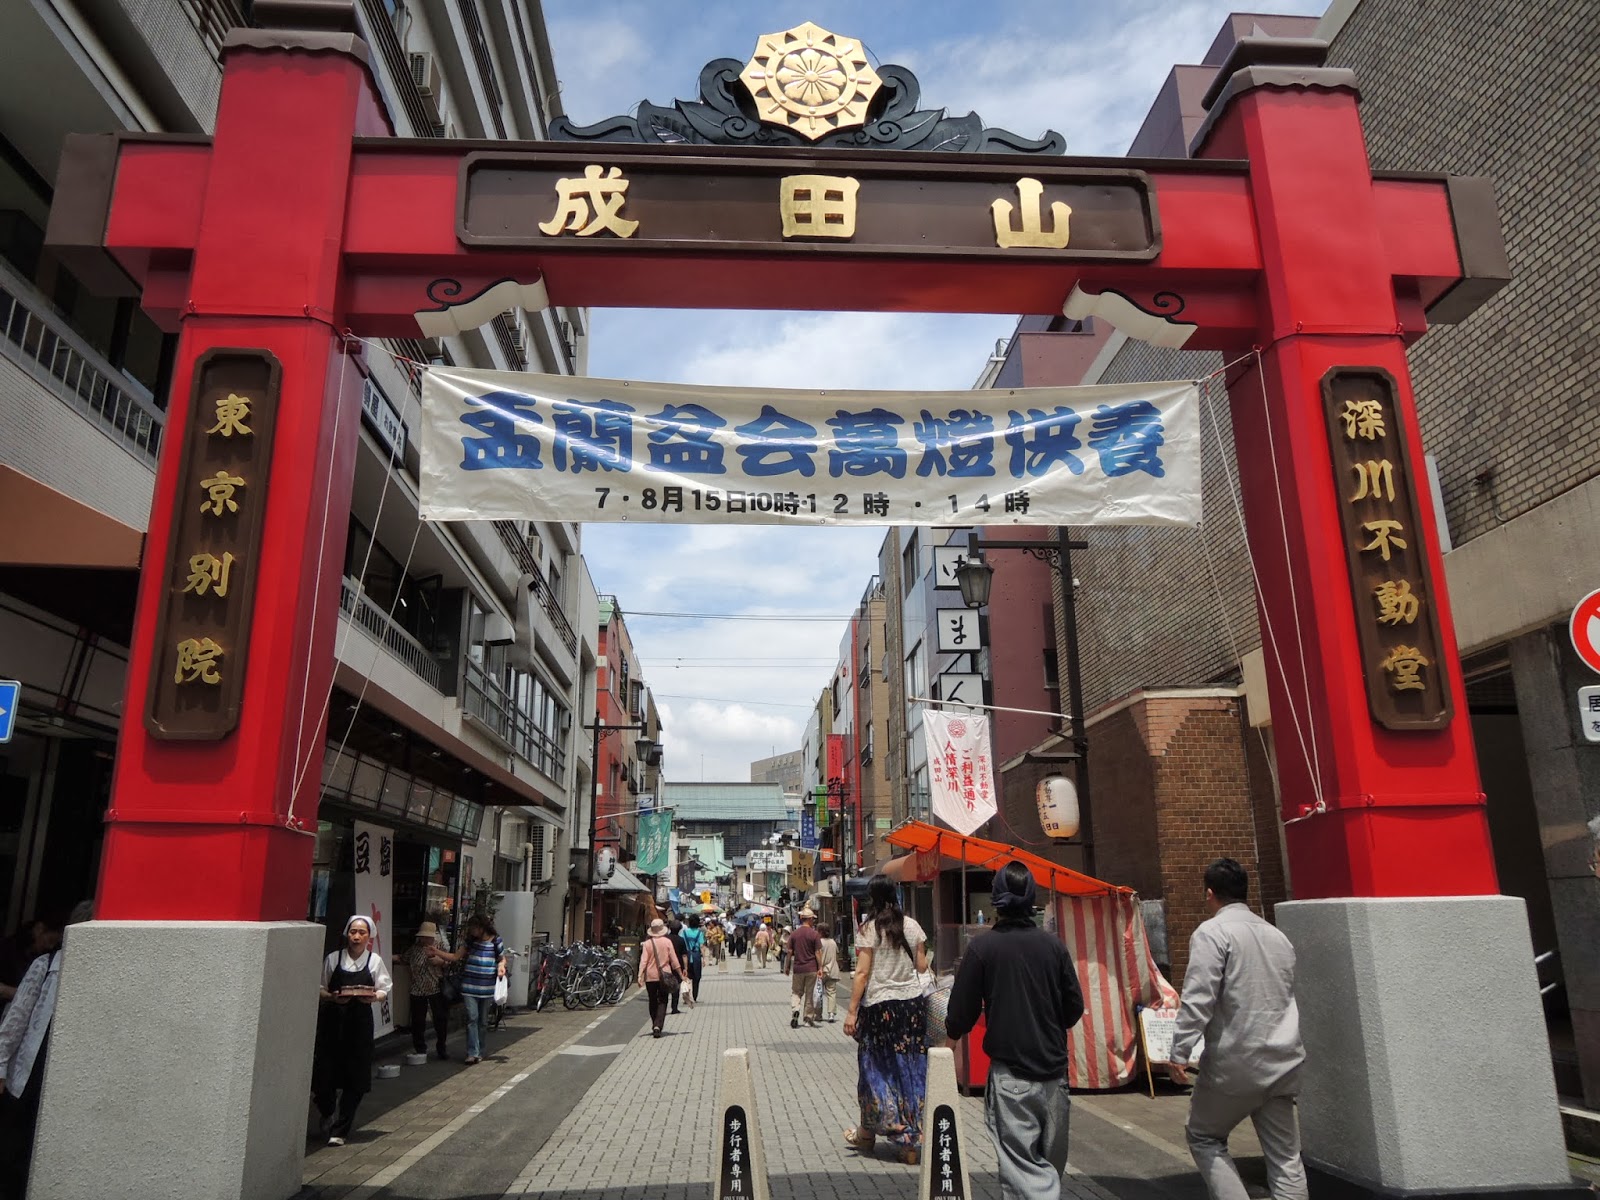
[33,10,1572,1200]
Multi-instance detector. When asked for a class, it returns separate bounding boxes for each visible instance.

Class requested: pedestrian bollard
[713,1048,769,1200]
[744,945,753,973]
[921,1047,972,1200]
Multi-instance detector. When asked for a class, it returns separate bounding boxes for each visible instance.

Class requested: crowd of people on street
[0,850,1304,1200]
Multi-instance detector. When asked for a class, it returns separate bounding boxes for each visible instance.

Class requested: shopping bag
[493,975,509,1005]
[679,978,692,1002]
[812,978,825,1009]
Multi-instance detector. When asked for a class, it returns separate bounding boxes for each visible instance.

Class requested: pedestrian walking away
[945,861,1083,1200]
[708,919,726,971]
[666,918,691,1013]
[637,918,685,1038]
[431,913,506,1065]
[682,914,706,1006]
[779,924,793,975]
[402,921,450,1059]
[1168,858,1308,1200]
[312,915,393,1146]
[818,925,841,1022]
[843,875,929,1165]
[754,922,773,968]
[789,906,823,1027]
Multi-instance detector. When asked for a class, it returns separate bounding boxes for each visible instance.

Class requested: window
[1043,648,1060,690]
[902,533,919,587]
[904,641,927,702]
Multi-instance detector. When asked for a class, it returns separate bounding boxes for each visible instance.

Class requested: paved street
[303,964,1280,1200]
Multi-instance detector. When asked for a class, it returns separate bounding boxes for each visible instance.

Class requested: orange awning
[884,820,1131,898]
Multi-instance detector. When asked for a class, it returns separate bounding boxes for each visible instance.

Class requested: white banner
[420,369,1200,527]
[352,820,396,1038]
[923,710,999,836]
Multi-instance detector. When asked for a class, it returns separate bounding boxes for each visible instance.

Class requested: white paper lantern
[1036,775,1080,839]
[596,847,616,881]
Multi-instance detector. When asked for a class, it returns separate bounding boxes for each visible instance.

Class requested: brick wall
[1053,339,1259,715]
[1327,0,1600,546]
[1082,693,1281,984]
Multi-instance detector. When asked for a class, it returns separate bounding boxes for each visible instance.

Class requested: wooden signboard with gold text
[1323,367,1451,730]
[145,349,281,739]
[458,149,1160,262]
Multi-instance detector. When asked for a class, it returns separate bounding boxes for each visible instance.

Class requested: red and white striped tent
[885,821,1177,1090]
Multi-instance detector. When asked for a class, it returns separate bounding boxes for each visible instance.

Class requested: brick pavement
[305,967,1600,1199]
[500,966,1120,1200]
[303,998,614,1198]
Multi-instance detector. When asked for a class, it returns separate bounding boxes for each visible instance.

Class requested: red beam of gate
[73,137,1471,347]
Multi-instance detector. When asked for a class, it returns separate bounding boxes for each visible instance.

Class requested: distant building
[749,749,804,791]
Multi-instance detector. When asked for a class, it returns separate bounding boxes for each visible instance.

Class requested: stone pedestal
[30,921,322,1200]
[1278,897,1583,1198]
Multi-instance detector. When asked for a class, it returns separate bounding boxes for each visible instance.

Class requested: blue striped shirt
[461,936,504,997]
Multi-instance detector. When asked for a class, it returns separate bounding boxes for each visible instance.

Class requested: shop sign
[146,349,281,739]
[826,735,845,811]
[1322,367,1451,730]
[353,820,396,1037]
[1578,686,1600,744]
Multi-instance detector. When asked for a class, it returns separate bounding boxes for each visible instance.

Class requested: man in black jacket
[945,861,1084,1200]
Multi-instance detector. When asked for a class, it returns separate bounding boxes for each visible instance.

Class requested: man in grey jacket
[1168,858,1307,1200]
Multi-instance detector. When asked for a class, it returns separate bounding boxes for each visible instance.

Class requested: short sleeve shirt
[858,915,927,1004]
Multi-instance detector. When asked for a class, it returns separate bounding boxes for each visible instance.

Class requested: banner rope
[1199,365,1326,818]
[286,339,418,829]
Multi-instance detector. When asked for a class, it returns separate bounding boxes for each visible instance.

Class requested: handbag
[651,938,680,992]
[440,966,461,1004]
[917,969,936,998]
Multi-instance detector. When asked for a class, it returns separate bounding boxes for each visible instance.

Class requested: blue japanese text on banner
[419,369,1201,527]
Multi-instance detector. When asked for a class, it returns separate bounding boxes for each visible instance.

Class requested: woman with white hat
[312,915,392,1146]
[403,921,450,1060]
[635,917,685,1039]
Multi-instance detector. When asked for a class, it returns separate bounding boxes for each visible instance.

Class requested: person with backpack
[681,914,706,1006]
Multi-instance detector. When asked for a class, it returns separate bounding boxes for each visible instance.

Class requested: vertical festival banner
[353,820,396,1036]
[923,711,998,835]
[637,809,672,876]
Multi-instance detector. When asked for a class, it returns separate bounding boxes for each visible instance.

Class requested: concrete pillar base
[1277,897,1579,1197]
[1306,1157,1589,1199]
[30,920,323,1200]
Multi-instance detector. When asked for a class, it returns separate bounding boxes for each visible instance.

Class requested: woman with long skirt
[842,875,929,1165]
[312,916,392,1146]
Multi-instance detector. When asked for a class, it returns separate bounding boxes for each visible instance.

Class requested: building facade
[0,0,601,975]
[974,0,1600,1103]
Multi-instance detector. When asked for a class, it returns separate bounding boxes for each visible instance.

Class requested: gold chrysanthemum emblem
[739,22,882,141]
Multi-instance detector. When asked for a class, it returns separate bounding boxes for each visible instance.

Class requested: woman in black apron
[312,916,392,1146]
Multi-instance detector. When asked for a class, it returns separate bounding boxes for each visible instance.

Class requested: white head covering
[342,915,373,940]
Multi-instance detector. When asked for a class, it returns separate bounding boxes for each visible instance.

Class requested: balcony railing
[491,521,578,655]
[339,576,443,690]
[0,269,164,466]
[176,0,247,61]
[463,657,567,780]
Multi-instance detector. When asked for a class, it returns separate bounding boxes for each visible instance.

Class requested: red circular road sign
[1571,590,1600,675]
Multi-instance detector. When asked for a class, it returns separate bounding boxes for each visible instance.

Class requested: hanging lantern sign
[596,847,617,881]
[1036,775,1080,839]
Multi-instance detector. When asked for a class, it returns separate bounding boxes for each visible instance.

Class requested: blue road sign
[0,680,19,743]
[800,809,818,850]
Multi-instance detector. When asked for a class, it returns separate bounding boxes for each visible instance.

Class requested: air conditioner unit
[409,52,441,99]
[528,824,554,881]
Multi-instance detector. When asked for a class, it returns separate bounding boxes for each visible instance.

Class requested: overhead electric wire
[621,609,854,622]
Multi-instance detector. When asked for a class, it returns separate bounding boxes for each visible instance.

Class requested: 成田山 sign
[420,370,1200,527]
[458,150,1159,262]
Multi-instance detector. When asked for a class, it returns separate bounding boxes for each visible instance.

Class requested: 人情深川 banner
[419,369,1200,527]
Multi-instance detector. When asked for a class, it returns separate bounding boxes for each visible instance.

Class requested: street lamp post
[583,719,660,942]
[954,528,1095,875]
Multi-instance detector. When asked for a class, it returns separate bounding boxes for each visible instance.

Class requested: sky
[542,0,1324,783]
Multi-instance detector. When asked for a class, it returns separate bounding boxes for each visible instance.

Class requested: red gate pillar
[29,21,390,1200]
[1193,44,1577,1197]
